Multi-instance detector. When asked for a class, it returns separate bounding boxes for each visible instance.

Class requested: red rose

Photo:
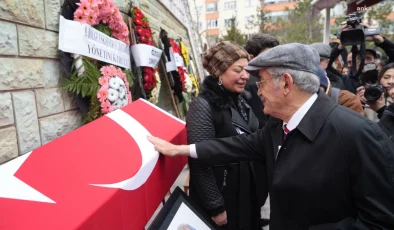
[144,67,153,74]
[139,35,147,43]
[135,11,143,19]
[143,82,149,90]
[135,26,143,35]
[134,18,143,25]
[144,29,151,37]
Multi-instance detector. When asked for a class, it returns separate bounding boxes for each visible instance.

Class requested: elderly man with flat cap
[149,43,394,229]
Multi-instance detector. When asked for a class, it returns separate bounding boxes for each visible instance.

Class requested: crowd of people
[148,27,394,230]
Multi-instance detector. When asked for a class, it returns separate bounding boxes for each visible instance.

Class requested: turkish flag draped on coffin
[0,99,187,230]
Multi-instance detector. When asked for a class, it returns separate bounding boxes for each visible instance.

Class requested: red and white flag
[0,99,187,230]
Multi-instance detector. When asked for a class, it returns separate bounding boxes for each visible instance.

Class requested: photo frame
[148,187,218,230]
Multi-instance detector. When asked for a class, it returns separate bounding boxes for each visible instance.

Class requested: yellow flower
[180,41,189,67]
[189,74,199,95]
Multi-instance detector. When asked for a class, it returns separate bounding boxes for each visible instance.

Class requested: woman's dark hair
[379,63,394,81]
[244,33,279,57]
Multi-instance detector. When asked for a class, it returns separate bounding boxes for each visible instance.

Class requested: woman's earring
[218,78,222,85]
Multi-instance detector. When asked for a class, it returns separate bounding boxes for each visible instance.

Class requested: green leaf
[124,69,134,88]
[83,95,102,124]
[61,56,101,99]
[93,24,112,37]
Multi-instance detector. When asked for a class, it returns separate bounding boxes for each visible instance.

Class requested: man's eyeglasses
[256,76,280,89]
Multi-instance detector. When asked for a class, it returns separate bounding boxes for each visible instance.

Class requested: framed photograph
[148,187,218,230]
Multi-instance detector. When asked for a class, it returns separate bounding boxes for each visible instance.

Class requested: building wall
[0,0,198,164]
[189,0,261,46]
[189,0,298,46]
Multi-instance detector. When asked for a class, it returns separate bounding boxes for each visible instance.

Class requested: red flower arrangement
[131,6,156,95]
[169,39,186,92]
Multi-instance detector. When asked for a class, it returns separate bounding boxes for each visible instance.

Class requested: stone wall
[0,0,198,164]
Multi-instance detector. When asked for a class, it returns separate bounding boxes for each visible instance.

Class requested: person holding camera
[378,86,394,142]
[329,22,394,94]
[357,63,394,119]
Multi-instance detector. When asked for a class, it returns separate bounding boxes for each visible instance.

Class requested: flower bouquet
[97,66,133,114]
[74,0,129,44]
[169,39,186,92]
[130,6,161,102]
[61,0,134,123]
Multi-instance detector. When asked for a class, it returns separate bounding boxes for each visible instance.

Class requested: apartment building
[190,0,265,46]
[189,0,393,48]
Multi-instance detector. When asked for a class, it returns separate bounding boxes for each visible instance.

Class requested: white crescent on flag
[0,107,160,202]
[90,109,159,190]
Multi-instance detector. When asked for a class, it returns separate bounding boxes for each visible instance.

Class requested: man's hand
[212,210,227,227]
[147,136,190,157]
[357,86,368,104]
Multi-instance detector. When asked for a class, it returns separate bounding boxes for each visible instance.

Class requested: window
[224,19,234,27]
[245,0,257,7]
[207,19,218,28]
[263,0,295,4]
[207,35,219,46]
[266,11,289,22]
[245,15,255,25]
[206,2,217,12]
[195,6,203,13]
[224,1,236,10]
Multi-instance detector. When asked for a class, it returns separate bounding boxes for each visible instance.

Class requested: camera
[339,12,381,46]
[360,63,385,102]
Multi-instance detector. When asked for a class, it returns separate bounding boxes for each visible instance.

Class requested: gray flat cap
[310,43,332,59]
[245,43,320,76]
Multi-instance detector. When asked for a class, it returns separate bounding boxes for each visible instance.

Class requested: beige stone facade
[0,0,198,164]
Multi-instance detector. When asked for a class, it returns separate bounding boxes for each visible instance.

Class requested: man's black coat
[194,91,394,229]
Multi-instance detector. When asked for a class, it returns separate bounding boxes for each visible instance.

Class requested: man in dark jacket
[243,33,279,128]
[149,43,394,230]
[310,42,346,89]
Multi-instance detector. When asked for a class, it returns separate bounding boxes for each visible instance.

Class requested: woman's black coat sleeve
[186,97,225,216]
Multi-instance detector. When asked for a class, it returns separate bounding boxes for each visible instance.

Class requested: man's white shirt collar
[282,93,318,132]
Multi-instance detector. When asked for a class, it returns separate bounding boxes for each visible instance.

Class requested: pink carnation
[100,66,116,77]
[97,86,108,102]
[74,8,88,23]
[98,76,109,86]
[101,100,113,114]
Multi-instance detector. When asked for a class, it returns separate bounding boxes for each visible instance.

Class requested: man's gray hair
[266,67,320,94]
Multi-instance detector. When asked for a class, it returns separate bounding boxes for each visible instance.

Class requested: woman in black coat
[186,41,267,229]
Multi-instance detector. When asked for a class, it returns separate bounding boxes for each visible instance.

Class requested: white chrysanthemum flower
[122,98,128,107]
[149,72,161,105]
[119,86,126,99]
[107,88,119,102]
[184,73,193,93]
[113,99,122,110]
[116,76,125,87]
[109,77,120,90]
